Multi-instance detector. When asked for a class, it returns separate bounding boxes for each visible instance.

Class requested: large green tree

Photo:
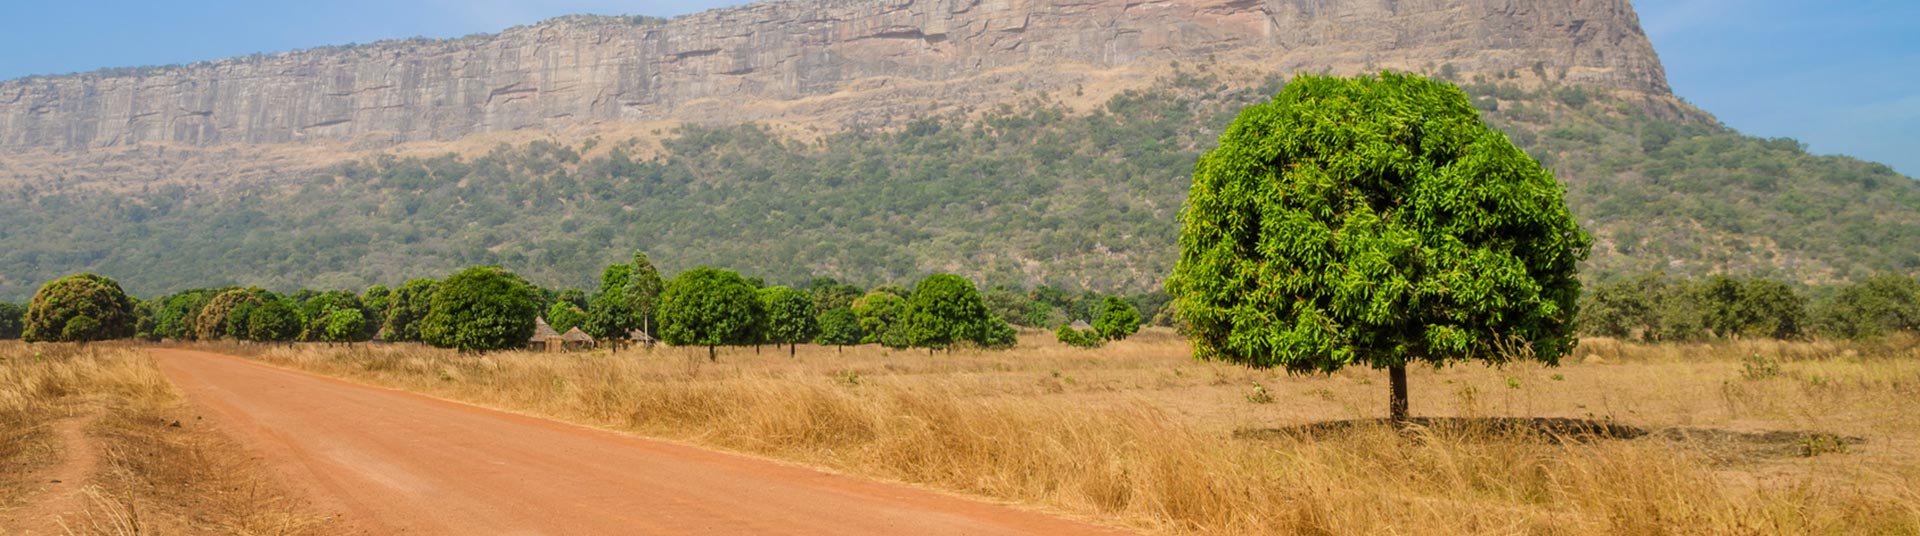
[546,301,587,333]
[322,308,370,346]
[758,286,819,356]
[657,267,763,361]
[23,273,138,343]
[1167,73,1591,423]
[419,266,541,352]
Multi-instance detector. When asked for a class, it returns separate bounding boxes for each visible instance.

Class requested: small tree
[815,307,864,351]
[1055,325,1102,349]
[0,302,24,340]
[323,308,370,346]
[658,267,763,361]
[382,278,440,342]
[582,295,638,342]
[625,252,667,340]
[759,286,819,356]
[1167,73,1590,423]
[547,301,587,333]
[195,288,268,341]
[1093,296,1141,341]
[24,273,138,343]
[419,266,540,352]
[246,300,303,345]
[899,274,1001,353]
[852,291,909,347]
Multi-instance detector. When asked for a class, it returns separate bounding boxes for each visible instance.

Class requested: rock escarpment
[0,0,1669,153]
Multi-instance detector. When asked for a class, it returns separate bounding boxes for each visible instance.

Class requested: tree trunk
[707,345,716,362]
[789,344,796,357]
[1389,365,1410,426]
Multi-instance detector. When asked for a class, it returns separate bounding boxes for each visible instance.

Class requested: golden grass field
[204,329,1920,535]
[0,342,325,535]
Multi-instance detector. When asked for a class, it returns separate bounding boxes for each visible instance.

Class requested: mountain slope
[1,67,1913,300]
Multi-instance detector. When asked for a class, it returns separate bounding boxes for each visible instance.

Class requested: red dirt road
[151,348,1131,535]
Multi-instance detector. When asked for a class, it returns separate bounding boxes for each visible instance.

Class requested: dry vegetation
[0,342,327,535]
[211,329,1920,535]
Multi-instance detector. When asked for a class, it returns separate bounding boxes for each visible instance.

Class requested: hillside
[0,0,1915,300]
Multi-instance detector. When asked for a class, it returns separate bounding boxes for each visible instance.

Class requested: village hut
[1069,320,1093,331]
[528,317,563,352]
[560,327,597,351]
[628,329,656,348]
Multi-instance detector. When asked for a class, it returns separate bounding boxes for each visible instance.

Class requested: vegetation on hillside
[0,67,1913,301]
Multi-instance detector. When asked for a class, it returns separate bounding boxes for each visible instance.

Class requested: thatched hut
[628,329,656,348]
[560,327,597,351]
[1069,320,1093,331]
[528,318,564,352]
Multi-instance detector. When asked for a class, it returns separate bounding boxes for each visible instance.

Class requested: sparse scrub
[232,331,1920,535]
[0,342,327,533]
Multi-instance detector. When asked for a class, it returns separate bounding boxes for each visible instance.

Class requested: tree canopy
[815,307,864,349]
[759,286,819,355]
[1167,73,1590,421]
[658,267,763,360]
[419,266,540,352]
[899,273,1013,351]
[246,300,302,343]
[1093,296,1141,341]
[24,273,137,343]
[0,302,24,340]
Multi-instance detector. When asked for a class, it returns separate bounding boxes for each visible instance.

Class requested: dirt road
[151,348,1130,535]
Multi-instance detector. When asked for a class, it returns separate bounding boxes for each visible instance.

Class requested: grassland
[0,342,326,535]
[214,330,1920,535]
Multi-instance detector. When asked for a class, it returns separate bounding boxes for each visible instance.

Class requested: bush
[23,273,137,343]
[1055,326,1102,349]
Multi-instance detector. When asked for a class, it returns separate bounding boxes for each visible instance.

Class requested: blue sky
[0,0,1913,176]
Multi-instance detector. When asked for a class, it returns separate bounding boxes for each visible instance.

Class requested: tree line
[0,251,1162,355]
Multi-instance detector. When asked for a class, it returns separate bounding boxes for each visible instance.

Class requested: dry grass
[0,342,328,535]
[221,331,1920,535]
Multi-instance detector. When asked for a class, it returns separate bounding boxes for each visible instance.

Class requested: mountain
[0,0,1914,300]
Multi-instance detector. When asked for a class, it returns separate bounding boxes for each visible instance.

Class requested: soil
[149,348,1131,535]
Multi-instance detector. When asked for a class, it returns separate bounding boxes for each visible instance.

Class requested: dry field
[205,329,1920,535]
[0,342,326,535]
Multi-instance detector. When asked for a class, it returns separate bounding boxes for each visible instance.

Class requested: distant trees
[381,278,439,342]
[899,274,1014,352]
[0,302,24,340]
[625,252,667,340]
[419,266,540,352]
[23,273,138,343]
[546,301,587,333]
[196,288,269,341]
[322,308,369,346]
[1168,73,1589,423]
[658,267,764,360]
[1814,274,1920,340]
[1092,297,1140,341]
[814,308,864,351]
[853,291,909,347]
[759,286,818,356]
[246,300,302,344]
[1055,325,1102,349]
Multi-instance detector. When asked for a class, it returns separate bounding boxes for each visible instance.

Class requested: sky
[0,0,1913,176]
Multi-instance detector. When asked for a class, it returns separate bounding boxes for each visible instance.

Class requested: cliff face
[0,0,1669,152]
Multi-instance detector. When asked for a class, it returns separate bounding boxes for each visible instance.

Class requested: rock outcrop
[0,0,1669,152]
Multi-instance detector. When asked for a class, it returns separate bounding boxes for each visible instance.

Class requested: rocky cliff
[0,0,1669,152]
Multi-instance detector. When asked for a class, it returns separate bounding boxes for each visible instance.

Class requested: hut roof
[1069,320,1093,330]
[628,329,655,342]
[530,318,561,342]
[561,327,596,343]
